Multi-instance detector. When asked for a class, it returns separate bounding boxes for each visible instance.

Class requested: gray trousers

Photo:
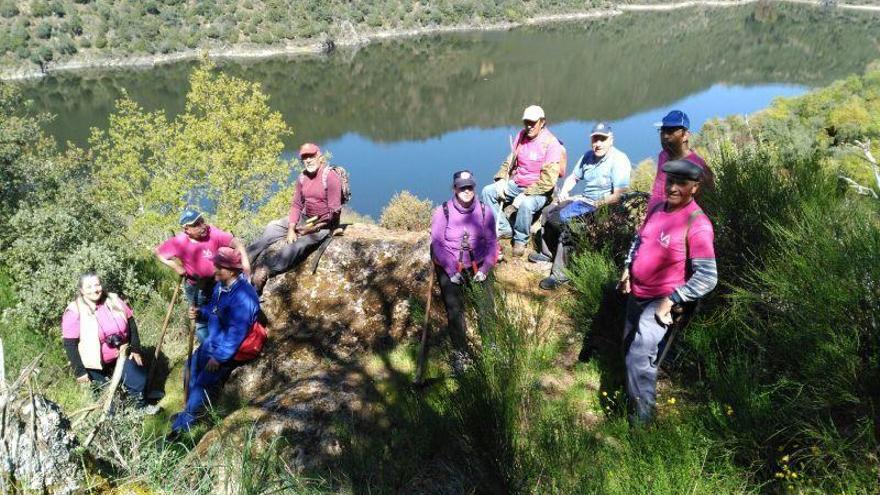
[623,296,667,423]
[246,218,330,276]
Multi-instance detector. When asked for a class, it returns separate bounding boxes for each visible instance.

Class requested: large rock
[0,387,84,494]
[205,224,434,471]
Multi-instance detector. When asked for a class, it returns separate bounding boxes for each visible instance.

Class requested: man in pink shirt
[248,143,343,293]
[155,209,250,342]
[480,105,565,257]
[647,110,715,212]
[618,159,717,423]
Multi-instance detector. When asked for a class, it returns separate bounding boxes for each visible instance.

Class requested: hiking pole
[83,344,128,448]
[183,312,196,405]
[146,275,183,392]
[413,263,436,386]
[654,305,691,369]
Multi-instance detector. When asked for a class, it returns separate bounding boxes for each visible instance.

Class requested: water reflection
[17,3,880,217]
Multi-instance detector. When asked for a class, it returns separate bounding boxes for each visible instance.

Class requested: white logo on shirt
[530,151,538,161]
[659,231,671,248]
[202,249,213,259]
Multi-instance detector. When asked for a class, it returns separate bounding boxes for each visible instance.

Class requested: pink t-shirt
[61,296,134,363]
[646,150,709,212]
[512,129,564,187]
[630,200,715,299]
[155,225,234,279]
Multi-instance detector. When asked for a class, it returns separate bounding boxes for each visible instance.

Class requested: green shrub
[0,0,19,17]
[379,190,433,232]
[34,21,52,39]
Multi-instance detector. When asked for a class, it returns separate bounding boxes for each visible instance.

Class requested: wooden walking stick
[413,263,436,386]
[83,344,128,448]
[146,276,183,391]
[183,312,196,405]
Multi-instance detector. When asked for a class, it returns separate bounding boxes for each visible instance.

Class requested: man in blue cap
[647,110,714,212]
[529,122,632,290]
[155,209,251,342]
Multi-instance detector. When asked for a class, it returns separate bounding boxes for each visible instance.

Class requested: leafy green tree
[89,63,293,246]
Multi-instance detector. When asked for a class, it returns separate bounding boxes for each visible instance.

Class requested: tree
[89,63,293,247]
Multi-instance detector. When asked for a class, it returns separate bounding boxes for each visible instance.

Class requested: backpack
[234,319,268,362]
[298,165,352,205]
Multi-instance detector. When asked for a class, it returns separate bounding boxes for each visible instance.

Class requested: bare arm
[230,238,251,276]
[596,186,630,208]
[154,248,186,276]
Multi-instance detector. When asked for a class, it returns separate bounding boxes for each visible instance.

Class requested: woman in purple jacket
[430,170,499,363]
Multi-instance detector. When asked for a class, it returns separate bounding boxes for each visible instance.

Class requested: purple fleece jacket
[430,197,499,278]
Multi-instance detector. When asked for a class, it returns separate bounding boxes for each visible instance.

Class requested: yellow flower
[602,391,608,397]
[667,397,677,405]
[810,446,821,456]
[781,455,790,463]
[775,472,785,479]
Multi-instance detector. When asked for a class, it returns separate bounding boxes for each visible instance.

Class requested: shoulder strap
[321,166,330,197]
[684,209,704,261]
[442,201,450,221]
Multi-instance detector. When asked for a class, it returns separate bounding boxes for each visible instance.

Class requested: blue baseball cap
[590,122,613,136]
[654,110,690,129]
[179,208,203,226]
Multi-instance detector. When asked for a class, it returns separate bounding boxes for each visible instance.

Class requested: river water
[18,4,880,218]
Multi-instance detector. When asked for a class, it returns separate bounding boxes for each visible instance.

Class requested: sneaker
[511,243,526,257]
[140,403,162,416]
[539,276,569,290]
[528,252,552,263]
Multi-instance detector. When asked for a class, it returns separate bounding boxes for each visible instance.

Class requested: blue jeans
[184,281,213,343]
[86,358,148,406]
[480,180,548,244]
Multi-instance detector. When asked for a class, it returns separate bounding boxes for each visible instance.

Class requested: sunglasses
[456,186,475,192]
[523,120,539,128]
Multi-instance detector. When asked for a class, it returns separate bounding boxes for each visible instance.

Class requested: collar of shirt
[219,275,244,293]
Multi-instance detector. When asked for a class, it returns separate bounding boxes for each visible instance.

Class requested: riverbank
[2,0,878,82]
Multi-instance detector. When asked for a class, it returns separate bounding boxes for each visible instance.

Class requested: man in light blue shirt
[530,122,632,290]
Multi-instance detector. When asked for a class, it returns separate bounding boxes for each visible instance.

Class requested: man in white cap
[530,122,631,289]
[480,105,565,257]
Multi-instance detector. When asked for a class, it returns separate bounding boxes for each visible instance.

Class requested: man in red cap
[171,246,260,433]
[247,143,343,293]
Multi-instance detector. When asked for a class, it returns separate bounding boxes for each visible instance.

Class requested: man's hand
[617,267,631,294]
[655,297,674,327]
[450,272,463,285]
[512,193,526,209]
[76,374,90,384]
[494,179,508,200]
[188,306,198,321]
[173,264,187,277]
[205,357,221,372]
[287,227,297,244]
[473,271,487,283]
[129,352,144,367]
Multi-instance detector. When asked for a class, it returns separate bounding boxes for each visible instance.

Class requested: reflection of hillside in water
[21,4,880,147]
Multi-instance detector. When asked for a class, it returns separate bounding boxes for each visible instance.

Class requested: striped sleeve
[672,258,718,303]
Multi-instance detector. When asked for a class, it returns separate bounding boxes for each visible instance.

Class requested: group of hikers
[61,105,716,432]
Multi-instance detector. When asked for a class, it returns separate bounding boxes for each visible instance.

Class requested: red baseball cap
[298,142,321,158]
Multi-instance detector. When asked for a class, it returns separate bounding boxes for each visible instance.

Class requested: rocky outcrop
[0,383,84,494]
[205,224,434,470]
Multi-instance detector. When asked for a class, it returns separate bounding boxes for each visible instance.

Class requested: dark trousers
[436,265,495,356]
[539,202,595,280]
[86,358,148,405]
[247,217,330,276]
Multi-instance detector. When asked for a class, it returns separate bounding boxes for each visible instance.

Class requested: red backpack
[234,319,268,362]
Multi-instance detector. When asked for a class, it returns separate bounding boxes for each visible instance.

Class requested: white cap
[522,105,545,121]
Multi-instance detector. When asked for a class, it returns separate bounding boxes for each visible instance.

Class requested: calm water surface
[20,4,880,218]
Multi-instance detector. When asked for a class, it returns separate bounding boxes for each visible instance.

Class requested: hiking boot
[251,266,269,294]
[539,276,569,290]
[528,252,552,263]
[511,243,526,257]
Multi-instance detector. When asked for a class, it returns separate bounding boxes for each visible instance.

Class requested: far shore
[2,0,879,82]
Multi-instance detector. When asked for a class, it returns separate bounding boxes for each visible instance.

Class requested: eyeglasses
[591,135,610,142]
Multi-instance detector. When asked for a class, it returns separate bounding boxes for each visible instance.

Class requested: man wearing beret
[618,159,717,423]
[155,208,250,343]
[171,246,260,434]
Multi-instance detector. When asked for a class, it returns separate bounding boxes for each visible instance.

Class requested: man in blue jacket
[171,246,260,433]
